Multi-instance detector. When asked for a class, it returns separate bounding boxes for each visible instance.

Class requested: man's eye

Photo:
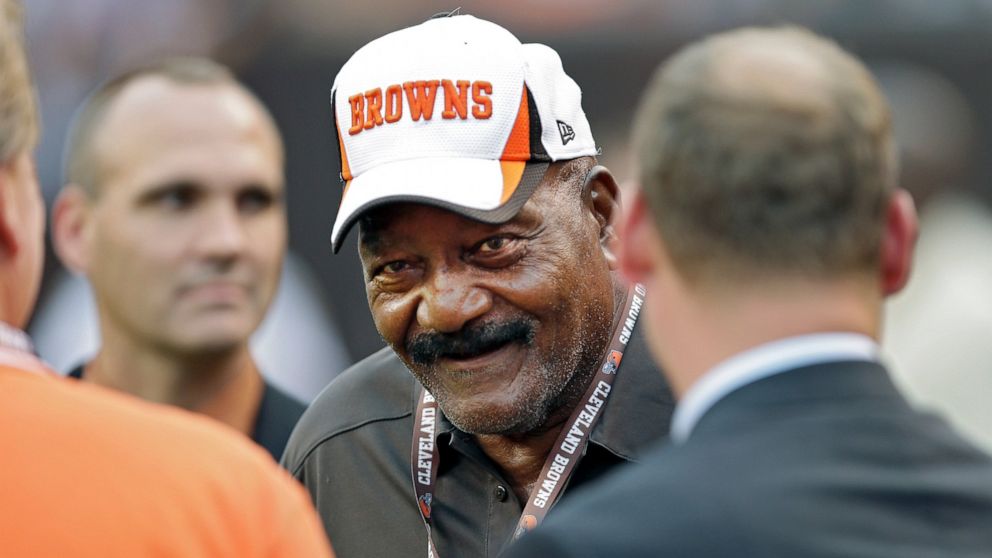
[159,187,196,210]
[478,236,509,253]
[238,187,277,214]
[382,260,410,274]
[141,183,199,211]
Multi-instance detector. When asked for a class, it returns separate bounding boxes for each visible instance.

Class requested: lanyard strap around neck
[410,283,646,556]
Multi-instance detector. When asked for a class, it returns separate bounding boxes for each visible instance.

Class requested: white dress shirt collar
[0,321,51,375]
[671,332,880,443]
[0,320,34,354]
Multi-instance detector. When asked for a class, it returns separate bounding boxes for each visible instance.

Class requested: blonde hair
[0,0,39,163]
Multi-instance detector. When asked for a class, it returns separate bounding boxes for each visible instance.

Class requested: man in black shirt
[51,58,304,459]
[282,13,675,557]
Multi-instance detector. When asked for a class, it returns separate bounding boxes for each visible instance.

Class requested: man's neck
[84,337,264,436]
[474,426,566,504]
[657,277,881,399]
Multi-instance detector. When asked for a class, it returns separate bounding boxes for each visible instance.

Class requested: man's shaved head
[65,57,282,197]
[634,26,895,286]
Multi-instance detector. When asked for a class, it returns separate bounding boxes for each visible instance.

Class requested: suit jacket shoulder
[509,361,992,557]
[508,441,744,557]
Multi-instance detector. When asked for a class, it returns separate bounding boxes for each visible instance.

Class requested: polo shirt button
[494,485,508,502]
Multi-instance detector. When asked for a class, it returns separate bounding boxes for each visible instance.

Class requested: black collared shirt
[282,326,675,558]
[68,364,306,460]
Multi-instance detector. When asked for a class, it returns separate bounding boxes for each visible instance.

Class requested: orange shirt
[0,353,334,558]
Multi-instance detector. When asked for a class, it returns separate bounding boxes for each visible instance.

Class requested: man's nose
[195,202,247,260]
[416,270,492,334]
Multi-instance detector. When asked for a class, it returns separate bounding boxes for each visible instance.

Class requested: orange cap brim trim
[500,161,526,204]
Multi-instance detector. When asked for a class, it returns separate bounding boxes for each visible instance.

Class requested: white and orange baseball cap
[329,13,598,252]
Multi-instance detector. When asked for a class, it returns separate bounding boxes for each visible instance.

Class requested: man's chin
[168,324,252,356]
[436,395,550,436]
[173,309,258,341]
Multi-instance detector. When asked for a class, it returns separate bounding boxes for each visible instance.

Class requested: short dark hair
[64,57,263,196]
[0,0,38,163]
[634,26,895,285]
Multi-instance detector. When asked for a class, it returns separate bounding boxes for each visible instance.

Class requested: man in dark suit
[507,26,992,557]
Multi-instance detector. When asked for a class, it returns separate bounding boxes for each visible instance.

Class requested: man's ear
[52,184,93,274]
[880,188,918,296]
[616,186,660,285]
[0,166,18,260]
[583,165,621,269]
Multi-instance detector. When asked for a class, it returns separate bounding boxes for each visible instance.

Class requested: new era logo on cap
[556,120,575,145]
[328,14,598,252]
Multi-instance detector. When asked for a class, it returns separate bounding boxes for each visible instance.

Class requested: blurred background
[22,0,992,449]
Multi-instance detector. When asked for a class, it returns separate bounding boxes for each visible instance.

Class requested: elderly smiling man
[281,13,676,558]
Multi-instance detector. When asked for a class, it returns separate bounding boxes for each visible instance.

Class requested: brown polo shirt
[282,326,675,557]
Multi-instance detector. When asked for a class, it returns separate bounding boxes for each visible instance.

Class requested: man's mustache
[406,317,537,365]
